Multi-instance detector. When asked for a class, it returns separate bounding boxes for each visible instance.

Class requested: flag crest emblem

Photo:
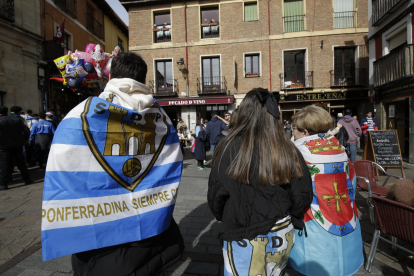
[82,96,170,191]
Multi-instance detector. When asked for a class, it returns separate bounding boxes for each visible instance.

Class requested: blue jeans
[211,144,216,154]
[347,142,357,162]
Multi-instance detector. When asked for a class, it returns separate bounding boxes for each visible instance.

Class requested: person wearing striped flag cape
[289,105,364,276]
[41,53,184,276]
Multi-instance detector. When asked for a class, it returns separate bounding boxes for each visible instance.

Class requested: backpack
[335,127,350,158]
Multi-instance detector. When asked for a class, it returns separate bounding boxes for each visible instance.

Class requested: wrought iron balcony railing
[330,68,367,87]
[279,71,313,90]
[374,44,413,87]
[201,23,220,39]
[334,11,356,29]
[86,13,103,39]
[55,0,76,18]
[149,79,178,97]
[372,0,407,26]
[0,0,15,22]
[153,29,171,43]
[283,15,305,33]
[197,76,227,94]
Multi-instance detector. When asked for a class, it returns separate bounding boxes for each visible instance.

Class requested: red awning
[156,95,234,106]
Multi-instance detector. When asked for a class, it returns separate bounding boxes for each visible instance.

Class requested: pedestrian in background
[360,111,378,147]
[336,112,343,122]
[205,111,227,154]
[289,105,364,276]
[285,120,292,139]
[338,109,361,162]
[353,115,361,149]
[30,112,56,170]
[194,118,207,170]
[208,89,312,276]
[0,106,32,190]
[46,109,59,128]
[9,106,25,124]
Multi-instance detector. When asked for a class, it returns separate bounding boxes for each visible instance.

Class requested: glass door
[202,57,220,93]
[155,60,173,95]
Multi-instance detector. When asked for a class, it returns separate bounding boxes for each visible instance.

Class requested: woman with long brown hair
[208,88,313,276]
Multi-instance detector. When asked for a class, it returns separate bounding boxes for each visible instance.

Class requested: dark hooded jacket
[0,115,30,149]
[72,219,184,276]
[208,136,313,242]
[205,117,227,145]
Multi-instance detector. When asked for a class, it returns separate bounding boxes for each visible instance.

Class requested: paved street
[0,150,413,276]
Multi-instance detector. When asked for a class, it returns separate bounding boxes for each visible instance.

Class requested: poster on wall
[389,105,395,118]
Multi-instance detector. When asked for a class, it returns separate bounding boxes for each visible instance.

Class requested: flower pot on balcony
[201,23,209,27]
[210,23,218,26]
[153,28,160,32]
[162,27,170,31]
[246,74,259,78]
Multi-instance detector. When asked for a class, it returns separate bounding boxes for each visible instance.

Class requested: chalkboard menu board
[370,131,402,166]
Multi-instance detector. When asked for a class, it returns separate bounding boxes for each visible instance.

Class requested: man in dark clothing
[338,109,361,162]
[9,106,25,124]
[0,106,32,190]
[30,112,56,169]
[205,112,227,154]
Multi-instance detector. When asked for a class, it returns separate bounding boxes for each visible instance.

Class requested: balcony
[372,0,407,26]
[374,44,413,87]
[283,15,305,33]
[201,23,220,39]
[0,0,15,22]
[153,27,171,43]
[279,71,313,90]
[55,0,76,18]
[330,68,367,87]
[86,13,103,39]
[149,79,178,97]
[197,76,227,94]
[334,11,356,29]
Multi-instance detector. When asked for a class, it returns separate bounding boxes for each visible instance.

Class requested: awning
[156,95,234,106]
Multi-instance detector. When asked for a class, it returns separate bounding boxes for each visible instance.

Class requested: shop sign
[377,78,414,101]
[158,97,234,106]
[279,91,368,102]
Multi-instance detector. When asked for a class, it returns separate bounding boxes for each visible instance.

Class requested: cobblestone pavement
[0,151,413,276]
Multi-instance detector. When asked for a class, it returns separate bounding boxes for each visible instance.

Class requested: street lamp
[177,58,185,71]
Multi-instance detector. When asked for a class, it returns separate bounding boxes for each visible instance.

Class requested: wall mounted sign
[279,91,368,102]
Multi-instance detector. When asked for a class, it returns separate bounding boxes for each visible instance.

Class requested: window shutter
[284,0,304,32]
[334,0,354,28]
[244,3,258,21]
[388,30,407,51]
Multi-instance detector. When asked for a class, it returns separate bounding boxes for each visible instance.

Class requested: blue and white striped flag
[41,95,183,261]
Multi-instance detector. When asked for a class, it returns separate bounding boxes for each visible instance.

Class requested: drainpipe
[184,1,189,97]
[268,0,272,91]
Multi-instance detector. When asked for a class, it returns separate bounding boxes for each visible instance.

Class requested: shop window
[155,60,173,94]
[197,104,228,120]
[244,2,258,21]
[154,12,171,43]
[283,0,305,33]
[283,50,305,88]
[333,47,356,86]
[245,54,260,77]
[201,7,219,39]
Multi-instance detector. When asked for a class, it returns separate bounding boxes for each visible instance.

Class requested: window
[201,57,221,93]
[86,4,103,38]
[334,0,355,29]
[283,50,306,88]
[244,2,258,21]
[118,38,124,52]
[283,0,305,33]
[333,48,355,85]
[155,60,174,94]
[154,12,171,43]
[56,26,71,52]
[245,54,260,76]
[201,7,219,39]
[388,30,407,51]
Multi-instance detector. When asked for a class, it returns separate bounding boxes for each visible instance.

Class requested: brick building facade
[123,0,369,130]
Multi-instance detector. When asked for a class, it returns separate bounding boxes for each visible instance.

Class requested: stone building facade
[0,0,43,111]
[123,0,370,130]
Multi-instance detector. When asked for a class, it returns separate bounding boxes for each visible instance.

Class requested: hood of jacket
[103,78,153,111]
[210,116,219,122]
[342,116,355,123]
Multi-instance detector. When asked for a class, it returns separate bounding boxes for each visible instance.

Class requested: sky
[106,0,129,26]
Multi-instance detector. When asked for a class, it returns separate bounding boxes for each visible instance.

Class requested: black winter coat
[194,130,207,161]
[208,137,313,242]
[72,219,184,276]
[0,115,30,149]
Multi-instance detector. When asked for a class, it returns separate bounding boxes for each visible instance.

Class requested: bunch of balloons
[52,43,122,89]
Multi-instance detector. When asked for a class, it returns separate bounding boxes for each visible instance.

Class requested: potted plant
[153,24,159,32]
[201,19,209,27]
[210,19,218,26]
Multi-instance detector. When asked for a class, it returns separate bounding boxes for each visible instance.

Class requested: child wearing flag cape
[41,53,184,276]
[289,105,364,276]
[208,89,313,276]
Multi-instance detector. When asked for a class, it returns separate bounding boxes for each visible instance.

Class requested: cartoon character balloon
[54,55,72,78]
[91,44,106,78]
[85,43,96,53]
[65,59,89,88]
